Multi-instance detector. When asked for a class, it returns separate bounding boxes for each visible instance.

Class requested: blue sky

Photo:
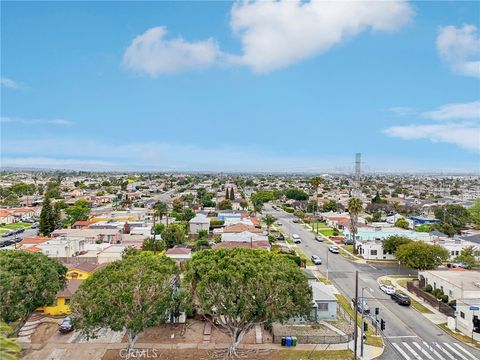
[1,0,479,173]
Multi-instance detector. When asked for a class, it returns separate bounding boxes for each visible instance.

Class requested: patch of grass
[438,323,480,349]
[410,299,433,314]
[390,275,417,279]
[316,273,332,285]
[396,279,407,288]
[319,229,336,236]
[343,245,354,253]
[2,222,32,229]
[279,349,353,360]
[379,278,393,286]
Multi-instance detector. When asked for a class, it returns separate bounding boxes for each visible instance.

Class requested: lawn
[2,222,32,229]
[319,229,337,236]
[316,273,332,285]
[279,349,353,360]
[438,323,480,349]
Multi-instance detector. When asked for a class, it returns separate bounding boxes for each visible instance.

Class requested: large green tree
[395,242,449,270]
[161,224,186,249]
[0,322,20,360]
[285,188,309,201]
[455,246,479,269]
[217,199,232,210]
[71,254,185,353]
[469,199,480,228]
[39,196,56,236]
[65,199,91,225]
[394,218,409,229]
[184,249,312,356]
[0,252,67,326]
[382,235,412,254]
[434,204,471,236]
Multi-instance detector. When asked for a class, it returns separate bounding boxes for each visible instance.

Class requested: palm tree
[264,214,277,234]
[348,197,363,255]
[310,177,321,233]
[154,201,168,226]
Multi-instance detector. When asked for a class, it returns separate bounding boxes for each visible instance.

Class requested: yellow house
[39,279,83,316]
[39,263,103,316]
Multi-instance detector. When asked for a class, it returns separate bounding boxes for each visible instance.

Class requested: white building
[37,237,85,257]
[188,213,211,234]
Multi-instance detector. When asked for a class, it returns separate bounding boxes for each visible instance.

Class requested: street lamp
[360,287,373,358]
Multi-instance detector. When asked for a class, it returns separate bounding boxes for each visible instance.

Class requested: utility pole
[326,248,329,280]
[354,271,358,360]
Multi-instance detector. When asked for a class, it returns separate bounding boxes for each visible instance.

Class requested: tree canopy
[65,199,91,225]
[217,199,233,210]
[382,235,412,254]
[71,253,185,351]
[0,251,67,323]
[434,204,471,236]
[285,188,309,201]
[161,223,186,249]
[184,248,312,356]
[469,199,480,228]
[455,246,479,269]
[395,242,449,270]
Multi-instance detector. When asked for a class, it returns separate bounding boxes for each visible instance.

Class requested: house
[38,279,82,316]
[165,247,192,264]
[221,231,268,243]
[97,244,125,263]
[36,237,85,257]
[0,210,15,224]
[213,240,271,251]
[189,213,211,234]
[223,223,263,234]
[71,220,95,229]
[357,240,396,260]
[455,299,480,341]
[66,262,103,280]
[51,228,122,244]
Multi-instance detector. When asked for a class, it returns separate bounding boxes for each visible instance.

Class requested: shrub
[424,284,433,293]
[333,229,340,236]
[283,206,294,213]
[198,229,208,239]
[432,288,444,299]
[441,295,449,303]
[210,219,225,228]
[449,299,456,307]
[268,234,276,244]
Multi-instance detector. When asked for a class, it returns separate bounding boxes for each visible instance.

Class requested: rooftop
[420,270,480,292]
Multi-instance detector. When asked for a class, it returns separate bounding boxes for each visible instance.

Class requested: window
[318,303,329,311]
[460,311,465,319]
[371,250,377,256]
[456,251,459,255]
[64,298,70,305]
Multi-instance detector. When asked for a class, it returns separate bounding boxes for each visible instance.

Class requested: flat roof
[420,270,480,291]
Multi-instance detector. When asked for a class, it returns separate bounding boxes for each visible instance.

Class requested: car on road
[311,255,322,265]
[59,317,74,334]
[379,284,396,295]
[343,239,354,245]
[292,234,301,243]
[31,222,39,229]
[0,239,15,247]
[277,233,285,241]
[292,219,299,223]
[391,292,411,306]
[315,236,324,242]
[329,245,340,253]
[276,221,283,226]
[352,298,370,314]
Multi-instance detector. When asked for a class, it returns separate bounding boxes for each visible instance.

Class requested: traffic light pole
[360,287,365,358]
[353,271,358,360]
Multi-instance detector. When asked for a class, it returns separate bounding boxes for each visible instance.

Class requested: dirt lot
[30,322,58,344]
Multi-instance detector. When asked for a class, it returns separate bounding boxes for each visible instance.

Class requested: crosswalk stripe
[443,343,469,360]
[422,341,446,360]
[403,342,423,360]
[412,341,435,360]
[453,343,478,360]
[392,342,412,360]
[435,342,456,360]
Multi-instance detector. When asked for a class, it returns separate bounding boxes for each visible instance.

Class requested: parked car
[315,236,324,242]
[1,232,11,238]
[311,255,322,265]
[329,245,340,253]
[352,298,370,314]
[292,219,299,223]
[276,221,283,226]
[343,239,354,245]
[12,237,22,243]
[31,222,39,229]
[391,292,411,306]
[1,239,15,247]
[379,284,396,295]
[277,233,285,241]
[59,317,74,334]
[292,234,301,244]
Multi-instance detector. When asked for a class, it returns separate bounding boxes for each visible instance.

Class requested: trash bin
[291,336,297,346]
[281,337,286,346]
[286,336,292,347]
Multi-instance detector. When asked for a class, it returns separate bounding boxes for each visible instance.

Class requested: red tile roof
[166,248,192,255]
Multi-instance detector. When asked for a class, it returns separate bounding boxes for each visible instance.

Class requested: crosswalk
[390,341,478,360]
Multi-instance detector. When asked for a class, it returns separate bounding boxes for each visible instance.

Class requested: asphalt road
[264,204,480,360]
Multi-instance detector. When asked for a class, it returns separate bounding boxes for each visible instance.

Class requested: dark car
[391,292,411,306]
[315,236,324,242]
[292,219,299,223]
[59,317,74,334]
[277,233,285,241]
[1,239,15,247]
[13,237,23,243]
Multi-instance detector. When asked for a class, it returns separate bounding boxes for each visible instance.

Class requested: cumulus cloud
[0,117,73,126]
[422,101,480,121]
[1,77,29,90]
[437,24,480,77]
[123,26,221,76]
[384,101,480,152]
[229,0,414,73]
[384,123,479,152]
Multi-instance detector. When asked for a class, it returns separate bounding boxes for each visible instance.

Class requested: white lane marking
[412,341,435,360]
[392,343,412,360]
[403,342,424,360]
[435,342,456,360]
[422,341,446,360]
[443,343,469,360]
[387,336,419,339]
[453,343,478,360]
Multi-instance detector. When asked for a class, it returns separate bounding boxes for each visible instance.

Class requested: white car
[329,245,340,253]
[311,255,322,265]
[276,221,283,226]
[379,284,396,295]
[292,234,301,244]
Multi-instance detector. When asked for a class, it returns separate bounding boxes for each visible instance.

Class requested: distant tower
[355,153,361,182]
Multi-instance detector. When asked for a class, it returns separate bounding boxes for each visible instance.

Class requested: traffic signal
[375,307,379,316]
[380,319,386,331]
[363,322,368,332]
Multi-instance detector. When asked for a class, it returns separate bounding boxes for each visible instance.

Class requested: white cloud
[123,26,221,76]
[0,117,73,126]
[422,101,480,121]
[229,0,414,73]
[383,124,479,152]
[437,24,480,78]
[388,106,417,117]
[1,77,29,90]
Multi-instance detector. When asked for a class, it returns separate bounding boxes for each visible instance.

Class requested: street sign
[469,306,479,311]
